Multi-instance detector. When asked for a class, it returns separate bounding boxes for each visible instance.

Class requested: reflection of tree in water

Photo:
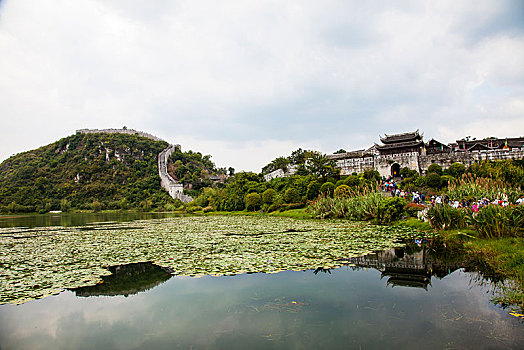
[346,244,464,290]
[313,267,332,275]
[71,262,173,297]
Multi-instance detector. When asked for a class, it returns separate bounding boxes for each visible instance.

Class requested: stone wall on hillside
[419,149,524,172]
[76,128,165,142]
[158,145,193,203]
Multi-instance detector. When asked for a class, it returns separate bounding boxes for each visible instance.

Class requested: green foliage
[400,167,418,178]
[404,202,425,217]
[344,175,360,187]
[467,205,524,239]
[334,185,351,198]
[425,173,442,188]
[0,133,175,213]
[319,182,335,197]
[168,147,221,191]
[283,188,300,203]
[427,204,467,230]
[376,197,407,224]
[306,153,339,178]
[261,156,290,175]
[245,193,262,211]
[363,168,380,181]
[468,159,524,188]
[427,163,443,175]
[185,203,203,213]
[262,188,277,204]
[446,176,522,202]
[195,188,217,208]
[306,181,321,200]
[440,175,454,187]
[447,162,466,178]
[308,190,383,220]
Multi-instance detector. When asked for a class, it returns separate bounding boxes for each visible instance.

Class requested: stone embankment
[158,145,193,203]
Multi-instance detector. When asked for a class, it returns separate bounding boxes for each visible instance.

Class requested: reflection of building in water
[348,247,461,290]
[71,262,173,297]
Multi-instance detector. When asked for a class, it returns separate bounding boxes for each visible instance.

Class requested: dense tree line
[167,147,227,197]
[187,150,381,212]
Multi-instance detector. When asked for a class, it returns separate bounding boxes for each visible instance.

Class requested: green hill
[167,146,227,197]
[0,132,175,213]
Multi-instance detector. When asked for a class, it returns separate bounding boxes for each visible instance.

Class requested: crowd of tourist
[380,176,524,212]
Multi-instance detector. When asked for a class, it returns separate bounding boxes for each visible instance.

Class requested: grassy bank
[207,208,314,219]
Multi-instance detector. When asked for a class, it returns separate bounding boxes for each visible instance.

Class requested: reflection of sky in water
[1,267,522,350]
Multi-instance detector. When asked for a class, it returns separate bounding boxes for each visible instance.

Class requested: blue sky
[1,0,523,171]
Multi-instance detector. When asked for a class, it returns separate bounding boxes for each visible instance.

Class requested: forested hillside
[0,132,175,213]
[167,147,228,196]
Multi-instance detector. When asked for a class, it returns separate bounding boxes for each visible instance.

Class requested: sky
[0,0,523,172]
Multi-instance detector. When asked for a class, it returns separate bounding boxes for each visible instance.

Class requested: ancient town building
[265,130,524,180]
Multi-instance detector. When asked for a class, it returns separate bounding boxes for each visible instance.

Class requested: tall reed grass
[307,188,383,221]
[447,176,522,202]
[467,205,524,238]
[427,204,468,230]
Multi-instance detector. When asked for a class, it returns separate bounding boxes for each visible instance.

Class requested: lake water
[0,212,182,228]
[0,213,522,349]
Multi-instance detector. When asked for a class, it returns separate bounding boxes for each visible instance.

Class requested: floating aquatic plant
[0,216,431,305]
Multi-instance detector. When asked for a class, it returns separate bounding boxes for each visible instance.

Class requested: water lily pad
[0,216,432,304]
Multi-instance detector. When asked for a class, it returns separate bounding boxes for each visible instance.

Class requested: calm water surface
[0,214,522,349]
[0,212,182,228]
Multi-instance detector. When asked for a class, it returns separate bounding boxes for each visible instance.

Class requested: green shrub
[245,193,262,211]
[467,205,524,238]
[425,173,442,189]
[60,199,71,212]
[307,181,321,199]
[401,167,418,178]
[405,203,425,217]
[334,185,351,198]
[440,175,454,187]
[90,200,105,212]
[344,175,360,187]
[363,168,380,181]
[283,188,300,203]
[427,163,443,176]
[308,191,383,220]
[376,197,407,224]
[267,203,281,212]
[262,188,277,204]
[164,203,178,211]
[448,162,466,178]
[202,206,214,213]
[279,203,306,211]
[319,182,335,196]
[185,205,203,213]
[427,204,467,230]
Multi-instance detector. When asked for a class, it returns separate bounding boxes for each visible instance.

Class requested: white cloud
[0,0,523,170]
